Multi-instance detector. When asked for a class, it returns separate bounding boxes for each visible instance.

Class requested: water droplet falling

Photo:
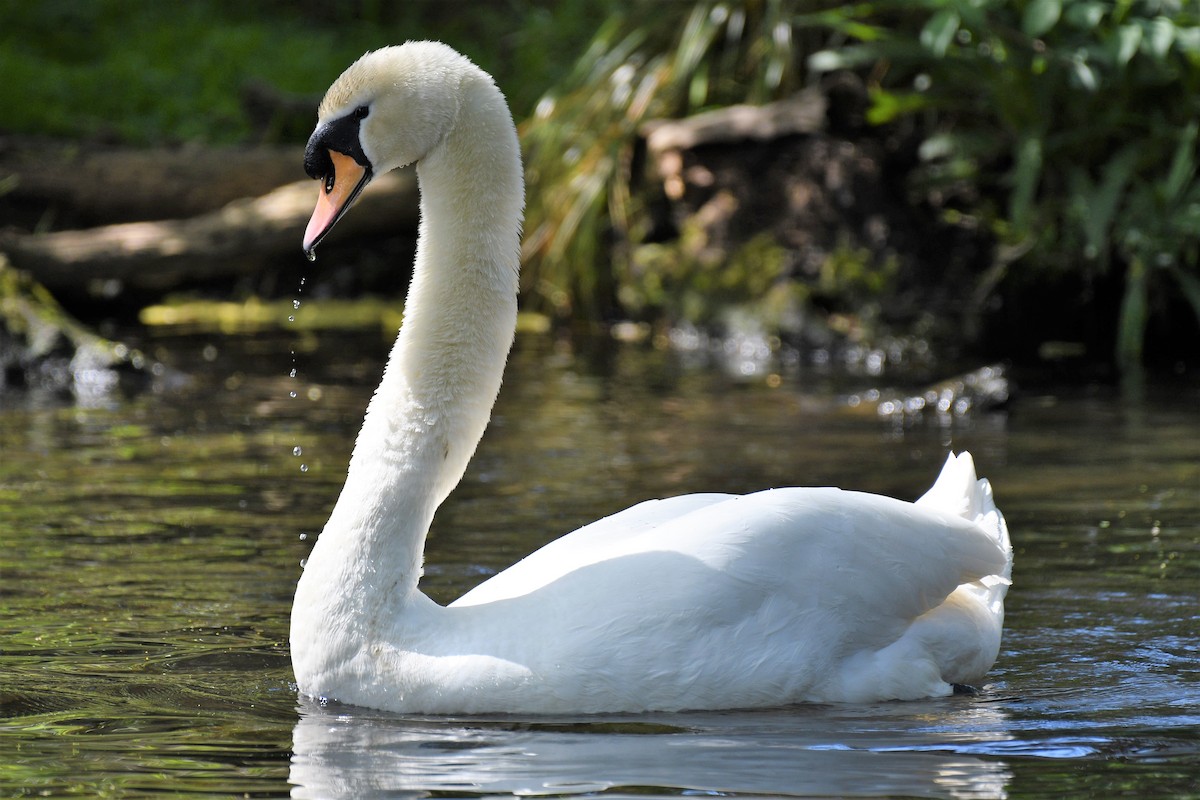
[305,249,317,262]
[291,273,311,477]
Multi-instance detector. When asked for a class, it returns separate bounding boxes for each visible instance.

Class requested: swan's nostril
[303,133,333,180]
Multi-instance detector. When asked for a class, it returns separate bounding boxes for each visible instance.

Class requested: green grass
[0,0,623,144]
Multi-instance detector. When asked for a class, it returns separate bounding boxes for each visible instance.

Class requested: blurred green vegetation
[521,0,803,320]
[2,0,1197,371]
[804,0,1200,370]
[520,0,1200,370]
[0,0,622,143]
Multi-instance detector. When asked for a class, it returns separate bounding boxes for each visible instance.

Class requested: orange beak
[303,150,372,255]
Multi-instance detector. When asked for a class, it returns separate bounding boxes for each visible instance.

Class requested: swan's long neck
[298,73,523,619]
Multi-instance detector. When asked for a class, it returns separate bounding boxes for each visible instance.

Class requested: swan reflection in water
[289,697,1014,799]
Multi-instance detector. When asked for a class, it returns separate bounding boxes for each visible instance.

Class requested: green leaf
[1010,134,1044,233]
[1112,24,1142,65]
[920,9,960,57]
[1116,256,1148,371]
[1023,0,1062,37]
[1164,121,1199,202]
[1140,16,1176,58]
[1071,56,1098,90]
[866,88,929,125]
[917,130,1004,173]
[1175,27,1200,56]
[794,10,888,42]
[918,133,958,161]
[807,45,876,73]
[1065,2,1106,30]
[1078,146,1140,260]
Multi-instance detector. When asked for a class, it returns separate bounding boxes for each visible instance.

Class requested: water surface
[1,329,1197,798]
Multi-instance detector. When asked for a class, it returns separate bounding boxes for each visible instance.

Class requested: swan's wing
[445,487,1009,708]
[453,487,1005,631]
[700,489,1012,623]
[451,493,733,607]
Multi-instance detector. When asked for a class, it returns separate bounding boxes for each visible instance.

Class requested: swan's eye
[325,173,335,193]
[354,105,369,120]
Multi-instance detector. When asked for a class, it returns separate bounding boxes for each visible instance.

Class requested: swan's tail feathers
[916,451,979,519]
[917,451,1013,592]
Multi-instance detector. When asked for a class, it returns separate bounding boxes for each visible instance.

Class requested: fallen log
[641,90,826,200]
[642,89,826,154]
[0,137,306,224]
[0,169,418,298]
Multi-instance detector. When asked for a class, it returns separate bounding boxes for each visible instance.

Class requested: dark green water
[1,329,1197,798]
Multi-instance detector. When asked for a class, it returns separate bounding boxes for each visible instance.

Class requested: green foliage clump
[818,237,898,307]
[623,230,800,330]
[521,0,800,319]
[526,0,1200,369]
[804,0,1200,369]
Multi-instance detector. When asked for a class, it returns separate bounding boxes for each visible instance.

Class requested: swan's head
[302,41,474,254]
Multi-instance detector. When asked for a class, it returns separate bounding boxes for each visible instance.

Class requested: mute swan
[291,41,1013,714]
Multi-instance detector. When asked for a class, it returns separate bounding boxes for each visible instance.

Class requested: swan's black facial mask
[303,106,373,255]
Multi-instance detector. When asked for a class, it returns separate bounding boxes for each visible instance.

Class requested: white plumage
[290,41,1013,714]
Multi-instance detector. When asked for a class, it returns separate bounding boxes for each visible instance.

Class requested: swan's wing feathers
[448,486,1009,707]
[452,493,733,607]
[497,488,1012,700]
[660,489,1010,631]
[456,486,1007,641]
